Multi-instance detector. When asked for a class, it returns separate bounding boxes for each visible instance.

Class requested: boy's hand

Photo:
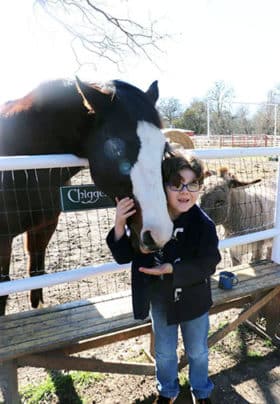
[114,197,136,241]
[139,263,173,276]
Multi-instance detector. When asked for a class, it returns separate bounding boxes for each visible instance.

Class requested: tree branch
[34,0,166,68]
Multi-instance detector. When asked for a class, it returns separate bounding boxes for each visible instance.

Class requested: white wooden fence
[0,146,280,297]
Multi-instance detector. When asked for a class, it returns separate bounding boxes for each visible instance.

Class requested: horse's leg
[252,240,264,262]
[0,238,12,315]
[229,247,242,266]
[25,219,59,309]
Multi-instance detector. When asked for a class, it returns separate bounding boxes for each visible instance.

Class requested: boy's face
[165,168,200,219]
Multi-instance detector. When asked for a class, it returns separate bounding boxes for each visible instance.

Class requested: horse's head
[76,77,173,252]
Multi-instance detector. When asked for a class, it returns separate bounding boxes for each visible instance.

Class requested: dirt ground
[16,309,280,404]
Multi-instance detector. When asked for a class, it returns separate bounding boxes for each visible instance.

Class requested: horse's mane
[0,92,34,116]
[0,79,84,117]
[0,78,160,128]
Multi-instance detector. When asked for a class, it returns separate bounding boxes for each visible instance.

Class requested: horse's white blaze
[130,121,173,247]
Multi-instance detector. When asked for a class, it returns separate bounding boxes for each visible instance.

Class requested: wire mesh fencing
[1,155,278,314]
[1,167,130,314]
[201,156,277,268]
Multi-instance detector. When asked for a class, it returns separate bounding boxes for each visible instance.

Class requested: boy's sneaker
[153,395,176,403]
[190,389,212,404]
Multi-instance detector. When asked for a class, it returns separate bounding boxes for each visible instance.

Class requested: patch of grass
[208,320,229,338]
[263,339,273,348]
[218,320,229,329]
[126,348,152,363]
[178,371,189,387]
[70,370,104,386]
[210,343,225,353]
[20,371,104,404]
[247,350,265,359]
[209,320,228,335]
[20,376,57,404]
[227,330,239,340]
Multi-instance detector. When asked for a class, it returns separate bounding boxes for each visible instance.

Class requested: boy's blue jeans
[150,299,214,399]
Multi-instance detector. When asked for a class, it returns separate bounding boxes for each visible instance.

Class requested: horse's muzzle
[141,230,160,253]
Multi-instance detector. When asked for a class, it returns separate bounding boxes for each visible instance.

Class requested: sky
[1,0,280,108]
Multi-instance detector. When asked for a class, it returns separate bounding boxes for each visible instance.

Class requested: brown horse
[0,77,173,314]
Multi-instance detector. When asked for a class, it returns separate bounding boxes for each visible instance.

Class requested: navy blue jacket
[106,204,221,325]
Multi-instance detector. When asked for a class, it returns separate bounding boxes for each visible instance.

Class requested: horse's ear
[220,167,233,179]
[163,141,176,157]
[146,81,159,105]
[204,169,216,178]
[229,178,262,189]
[75,76,112,114]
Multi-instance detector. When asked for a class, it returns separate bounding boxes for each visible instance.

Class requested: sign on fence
[60,184,115,212]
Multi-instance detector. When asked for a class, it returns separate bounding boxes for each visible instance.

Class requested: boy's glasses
[167,181,200,192]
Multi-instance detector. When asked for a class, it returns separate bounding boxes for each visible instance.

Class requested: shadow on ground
[134,348,280,404]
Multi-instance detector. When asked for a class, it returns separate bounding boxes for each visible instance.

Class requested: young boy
[106,154,221,404]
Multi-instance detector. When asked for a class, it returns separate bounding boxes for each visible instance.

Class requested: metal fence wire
[1,154,278,314]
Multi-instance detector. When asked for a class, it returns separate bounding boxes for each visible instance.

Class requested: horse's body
[0,77,173,314]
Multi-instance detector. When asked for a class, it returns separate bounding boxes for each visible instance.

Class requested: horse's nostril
[142,230,158,251]
[142,230,153,245]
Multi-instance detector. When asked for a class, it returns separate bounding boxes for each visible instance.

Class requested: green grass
[178,371,189,387]
[126,348,153,363]
[263,338,274,348]
[21,376,56,404]
[70,370,104,386]
[208,320,229,337]
[247,350,266,359]
[20,371,105,404]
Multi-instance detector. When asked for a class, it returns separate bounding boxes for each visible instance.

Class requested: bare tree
[34,0,166,68]
[207,81,234,115]
[157,97,182,127]
[207,81,234,135]
[252,105,275,136]
[233,106,254,134]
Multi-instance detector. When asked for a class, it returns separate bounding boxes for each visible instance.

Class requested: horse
[0,77,173,315]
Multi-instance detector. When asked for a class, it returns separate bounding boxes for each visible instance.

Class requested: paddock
[1,146,280,402]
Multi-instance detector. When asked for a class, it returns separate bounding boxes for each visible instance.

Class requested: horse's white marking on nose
[130,121,173,247]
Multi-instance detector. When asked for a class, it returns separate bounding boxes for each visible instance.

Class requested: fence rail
[193,135,280,148]
[0,154,88,171]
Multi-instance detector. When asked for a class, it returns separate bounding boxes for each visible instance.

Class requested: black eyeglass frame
[167,181,201,192]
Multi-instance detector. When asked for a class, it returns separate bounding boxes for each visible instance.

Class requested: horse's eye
[215,200,225,207]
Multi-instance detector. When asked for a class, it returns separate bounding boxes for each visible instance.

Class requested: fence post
[207,101,211,139]
[0,360,20,403]
[272,157,280,263]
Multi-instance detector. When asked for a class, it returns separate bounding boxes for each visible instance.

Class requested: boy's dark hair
[162,154,204,186]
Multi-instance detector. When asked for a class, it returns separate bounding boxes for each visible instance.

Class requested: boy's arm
[172,221,221,287]
[106,197,136,264]
[106,227,134,264]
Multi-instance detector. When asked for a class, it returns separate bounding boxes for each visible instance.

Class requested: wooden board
[1,261,280,363]
[212,261,280,306]
[0,290,144,361]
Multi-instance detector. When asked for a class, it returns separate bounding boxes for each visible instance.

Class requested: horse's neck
[0,110,89,156]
